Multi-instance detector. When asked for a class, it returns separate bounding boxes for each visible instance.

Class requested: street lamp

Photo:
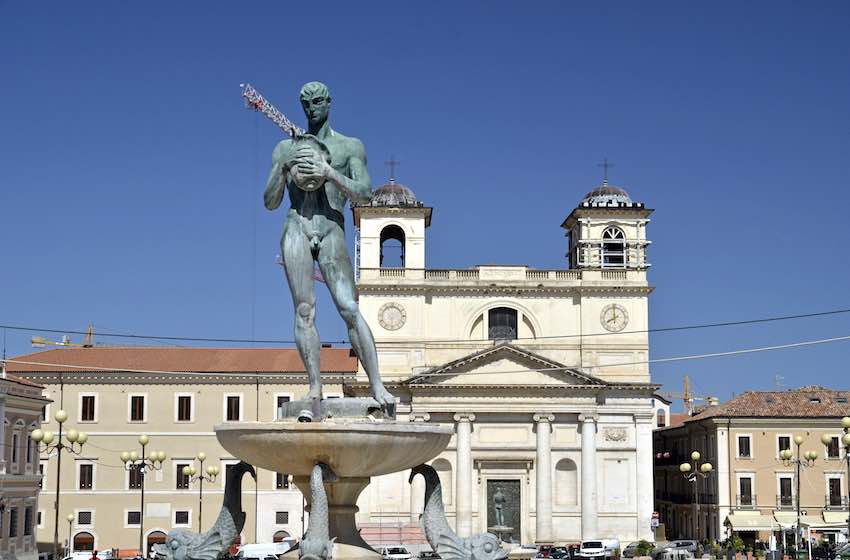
[182,452,220,530]
[120,434,166,557]
[679,450,713,540]
[31,409,88,560]
[66,513,75,555]
[822,417,850,541]
[780,435,818,554]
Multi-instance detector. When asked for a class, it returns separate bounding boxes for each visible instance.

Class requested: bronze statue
[263,82,394,415]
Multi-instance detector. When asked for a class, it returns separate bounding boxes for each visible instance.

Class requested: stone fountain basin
[215,421,453,477]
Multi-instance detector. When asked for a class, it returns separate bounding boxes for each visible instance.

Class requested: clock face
[378,302,407,331]
[600,303,628,332]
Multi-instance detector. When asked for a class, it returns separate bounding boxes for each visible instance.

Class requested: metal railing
[825,494,848,510]
[736,494,756,509]
[776,494,796,510]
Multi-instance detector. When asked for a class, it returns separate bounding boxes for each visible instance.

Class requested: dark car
[420,553,441,560]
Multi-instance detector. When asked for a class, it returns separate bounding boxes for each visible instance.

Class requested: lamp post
[182,452,219,530]
[66,513,74,555]
[822,416,850,542]
[679,450,713,540]
[120,435,166,557]
[780,435,818,555]
[31,409,88,560]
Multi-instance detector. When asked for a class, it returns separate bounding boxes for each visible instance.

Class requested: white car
[381,546,414,560]
[576,539,620,559]
[237,541,297,559]
[63,553,114,560]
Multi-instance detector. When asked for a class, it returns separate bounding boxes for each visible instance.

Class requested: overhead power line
[6,333,850,379]
[2,307,850,346]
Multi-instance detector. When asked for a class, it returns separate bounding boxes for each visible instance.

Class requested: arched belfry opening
[379,224,405,268]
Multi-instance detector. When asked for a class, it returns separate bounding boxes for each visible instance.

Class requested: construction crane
[240,83,304,137]
[31,323,95,348]
[658,374,718,417]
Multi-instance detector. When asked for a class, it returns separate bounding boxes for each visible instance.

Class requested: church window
[431,459,453,505]
[379,224,405,268]
[488,307,517,341]
[601,226,626,267]
[555,459,578,505]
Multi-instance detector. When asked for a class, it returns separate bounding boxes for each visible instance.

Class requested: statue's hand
[293,146,330,180]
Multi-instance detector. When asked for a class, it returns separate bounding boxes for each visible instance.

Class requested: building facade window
[129,395,146,422]
[128,465,142,489]
[275,511,289,524]
[276,472,290,490]
[826,436,840,459]
[601,226,626,267]
[778,476,793,507]
[9,508,18,538]
[78,463,94,490]
[828,477,842,506]
[488,307,517,341]
[176,462,192,489]
[737,435,752,458]
[176,394,193,422]
[126,511,141,527]
[174,510,190,526]
[77,510,93,526]
[225,395,242,422]
[12,432,19,465]
[738,476,754,506]
[80,394,97,422]
[778,435,791,456]
[275,394,292,419]
[24,507,33,536]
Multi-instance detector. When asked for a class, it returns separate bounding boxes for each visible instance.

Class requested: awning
[726,513,776,531]
[774,512,797,529]
[823,512,849,525]
[801,513,848,530]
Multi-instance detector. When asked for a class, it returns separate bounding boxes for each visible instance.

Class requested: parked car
[669,541,697,555]
[537,546,570,559]
[576,540,620,560]
[509,545,540,559]
[382,546,414,560]
[63,552,115,560]
[237,541,297,559]
[419,552,441,560]
[623,541,656,558]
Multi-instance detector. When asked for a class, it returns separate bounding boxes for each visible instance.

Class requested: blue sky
[2,2,849,407]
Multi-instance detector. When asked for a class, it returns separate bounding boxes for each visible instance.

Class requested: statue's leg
[318,228,395,411]
[282,222,322,402]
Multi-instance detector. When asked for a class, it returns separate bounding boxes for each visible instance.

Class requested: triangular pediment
[407,344,607,387]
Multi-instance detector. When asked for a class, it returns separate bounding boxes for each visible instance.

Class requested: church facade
[352,180,659,543]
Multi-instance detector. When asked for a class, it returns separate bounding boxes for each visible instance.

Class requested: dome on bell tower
[580,181,633,206]
[369,182,422,207]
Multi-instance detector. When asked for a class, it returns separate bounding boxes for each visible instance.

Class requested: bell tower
[352,182,432,274]
[561,180,653,271]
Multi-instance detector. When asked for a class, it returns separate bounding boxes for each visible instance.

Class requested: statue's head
[300,81,331,127]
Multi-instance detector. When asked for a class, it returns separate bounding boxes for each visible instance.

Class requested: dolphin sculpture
[410,464,508,560]
[299,463,337,560]
[152,461,256,560]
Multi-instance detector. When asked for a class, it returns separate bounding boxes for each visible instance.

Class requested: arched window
[488,307,517,340]
[555,459,578,505]
[432,458,453,505]
[274,530,291,542]
[147,531,167,556]
[73,531,95,552]
[379,225,405,268]
[601,226,626,267]
[656,408,667,428]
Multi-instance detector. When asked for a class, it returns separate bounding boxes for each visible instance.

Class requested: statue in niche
[493,486,506,527]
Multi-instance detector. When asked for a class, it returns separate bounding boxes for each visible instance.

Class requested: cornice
[356,284,653,296]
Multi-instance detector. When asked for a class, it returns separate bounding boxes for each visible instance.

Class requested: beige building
[10,347,357,556]
[12,176,661,552]
[653,386,850,547]
[0,365,49,560]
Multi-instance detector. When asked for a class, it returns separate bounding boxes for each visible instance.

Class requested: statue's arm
[264,140,292,210]
[323,139,372,205]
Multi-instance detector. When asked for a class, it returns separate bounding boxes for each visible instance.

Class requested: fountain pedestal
[216,408,452,560]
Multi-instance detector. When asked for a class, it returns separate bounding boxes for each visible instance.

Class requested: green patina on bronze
[263,82,394,415]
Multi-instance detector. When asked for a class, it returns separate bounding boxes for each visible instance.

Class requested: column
[410,413,430,522]
[534,413,555,544]
[635,413,655,541]
[454,413,475,537]
[579,413,598,539]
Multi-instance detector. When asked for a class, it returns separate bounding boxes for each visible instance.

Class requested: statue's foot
[306,387,323,401]
[372,386,397,418]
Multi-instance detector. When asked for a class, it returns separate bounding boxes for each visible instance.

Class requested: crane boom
[240,83,305,138]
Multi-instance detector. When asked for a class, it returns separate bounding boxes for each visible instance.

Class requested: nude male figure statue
[263,81,394,413]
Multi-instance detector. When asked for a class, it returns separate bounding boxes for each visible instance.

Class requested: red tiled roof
[667,413,689,428]
[688,386,850,421]
[6,347,358,374]
[2,372,45,389]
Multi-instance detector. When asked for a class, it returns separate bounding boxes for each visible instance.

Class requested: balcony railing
[736,494,757,509]
[776,494,796,510]
[825,495,848,510]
